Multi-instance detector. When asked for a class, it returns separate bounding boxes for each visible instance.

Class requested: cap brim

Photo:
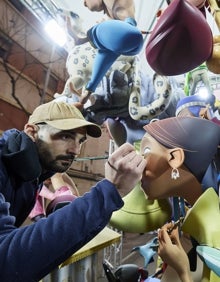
[45,118,102,138]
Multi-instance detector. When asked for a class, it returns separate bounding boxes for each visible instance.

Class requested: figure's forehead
[140,133,167,151]
[140,134,153,148]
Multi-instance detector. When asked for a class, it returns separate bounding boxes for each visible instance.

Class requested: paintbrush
[167,216,185,235]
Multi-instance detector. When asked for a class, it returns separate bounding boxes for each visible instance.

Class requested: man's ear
[167,148,185,169]
[24,124,38,142]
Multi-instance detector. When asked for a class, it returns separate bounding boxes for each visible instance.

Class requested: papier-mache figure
[140,117,220,281]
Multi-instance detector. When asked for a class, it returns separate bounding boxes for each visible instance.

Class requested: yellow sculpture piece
[109,182,172,233]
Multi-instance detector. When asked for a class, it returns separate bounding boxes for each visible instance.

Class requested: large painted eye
[143,147,151,157]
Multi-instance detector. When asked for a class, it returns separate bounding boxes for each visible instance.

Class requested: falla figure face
[140,116,220,204]
[140,133,173,200]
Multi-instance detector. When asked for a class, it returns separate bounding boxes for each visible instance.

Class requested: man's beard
[36,139,74,172]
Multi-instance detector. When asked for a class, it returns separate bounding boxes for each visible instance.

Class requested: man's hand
[105,143,146,191]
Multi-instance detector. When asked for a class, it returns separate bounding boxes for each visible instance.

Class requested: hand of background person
[105,143,146,191]
[158,223,193,282]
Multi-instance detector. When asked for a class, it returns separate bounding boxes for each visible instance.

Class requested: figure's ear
[24,124,38,142]
[167,148,185,169]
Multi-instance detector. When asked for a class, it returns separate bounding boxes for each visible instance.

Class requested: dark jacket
[0,129,123,281]
[0,129,52,226]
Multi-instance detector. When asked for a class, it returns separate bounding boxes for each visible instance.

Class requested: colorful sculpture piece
[140,117,220,281]
[146,0,213,75]
[54,43,184,131]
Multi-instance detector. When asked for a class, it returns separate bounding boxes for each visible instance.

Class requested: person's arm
[0,143,146,282]
[0,180,122,282]
[158,223,193,282]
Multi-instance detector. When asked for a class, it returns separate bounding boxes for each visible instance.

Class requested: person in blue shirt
[0,100,146,282]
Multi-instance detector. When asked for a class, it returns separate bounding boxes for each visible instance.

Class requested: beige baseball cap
[28,101,102,138]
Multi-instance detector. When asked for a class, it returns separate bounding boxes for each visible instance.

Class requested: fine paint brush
[167,216,185,235]
[152,217,185,250]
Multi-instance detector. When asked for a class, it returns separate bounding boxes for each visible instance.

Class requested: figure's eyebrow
[142,134,151,142]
